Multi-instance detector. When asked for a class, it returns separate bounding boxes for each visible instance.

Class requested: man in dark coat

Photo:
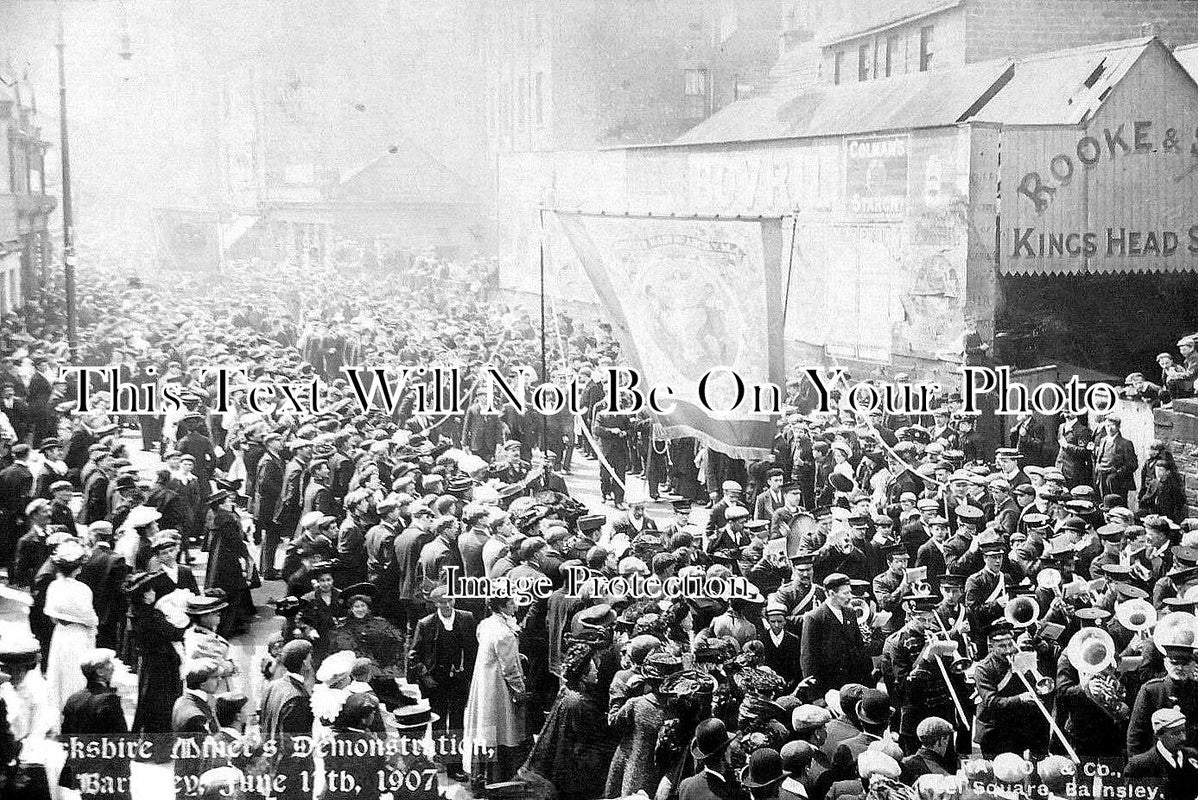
[204,490,254,637]
[1055,411,1093,488]
[260,640,316,800]
[0,443,34,568]
[273,438,312,544]
[176,414,217,503]
[409,586,477,780]
[61,648,132,800]
[974,619,1049,758]
[1124,707,1198,800]
[254,433,287,577]
[760,601,802,689]
[80,452,113,526]
[172,658,222,798]
[1093,415,1138,506]
[0,383,30,444]
[799,573,872,697]
[77,522,131,650]
[592,400,630,506]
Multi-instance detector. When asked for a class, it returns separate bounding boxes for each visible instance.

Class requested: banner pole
[539,208,548,450]
[783,214,799,321]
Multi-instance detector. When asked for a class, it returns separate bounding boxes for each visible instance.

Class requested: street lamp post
[56,0,79,362]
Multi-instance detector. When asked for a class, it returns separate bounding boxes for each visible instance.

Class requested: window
[833,51,844,85]
[919,26,934,71]
[858,44,870,81]
[885,36,897,77]
[535,72,544,126]
[684,68,708,96]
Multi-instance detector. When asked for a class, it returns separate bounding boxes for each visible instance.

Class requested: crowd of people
[1123,333,1198,408]
[0,253,1195,800]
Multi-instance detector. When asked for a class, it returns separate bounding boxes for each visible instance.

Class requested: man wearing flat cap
[1094,415,1138,507]
[61,648,131,800]
[800,573,871,696]
[252,431,287,579]
[1125,707,1198,800]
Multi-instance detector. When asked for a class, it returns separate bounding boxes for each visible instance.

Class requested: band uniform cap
[150,531,182,550]
[995,447,1023,459]
[978,533,1005,553]
[956,505,984,523]
[746,519,770,532]
[986,618,1015,638]
[939,573,966,588]
[903,592,938,611]
[1065,499,1097,515]
[849,579,872,597]
[1097,523,1126,540]
[1023,512,1050,528]
[882,541,908,558]
[1115,582,1149,602]
[39,437,62,451]
[1045,536,1077,560]
[1074,607,1111,623]
[764,599,787,617]
[49,480,73,493]
[823,573,851,591]
[1152,708,1187,734]
[790,551,817,566]
[916,498,940,512]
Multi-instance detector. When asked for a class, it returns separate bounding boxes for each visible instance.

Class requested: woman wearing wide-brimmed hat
[605,651,683,798]
[43,540,98,715]
[524,643,615,800]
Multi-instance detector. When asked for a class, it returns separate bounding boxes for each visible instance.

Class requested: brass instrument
[1114,599,1157,632]
[1153,611,1198,653]
[927,620,973,729]
[1004,596,1041,629]
[1066,628,1123,720]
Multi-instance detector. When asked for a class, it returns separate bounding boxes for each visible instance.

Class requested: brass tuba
[1153,611,1198,653]
[1066,628,1116,681]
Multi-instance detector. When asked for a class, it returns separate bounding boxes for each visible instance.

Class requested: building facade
[483,0,789,155]
[0,68,54,316]
[772,0,1198,92]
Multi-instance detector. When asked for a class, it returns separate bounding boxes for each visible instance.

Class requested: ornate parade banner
[548,211,786,459]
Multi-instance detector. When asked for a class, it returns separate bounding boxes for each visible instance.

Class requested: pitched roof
[332,142,481,206]
[661,36,1182,149]
[668,58,1012,147]
[1177,41,1198,83]
[971,37,1156,126]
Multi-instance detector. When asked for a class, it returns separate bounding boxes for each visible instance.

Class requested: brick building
[772,0,1198,92]
[0,66,54,316]
[483,0,789,155]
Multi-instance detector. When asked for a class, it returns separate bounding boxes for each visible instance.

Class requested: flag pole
[783,214,799,321]
[538,208,548,449]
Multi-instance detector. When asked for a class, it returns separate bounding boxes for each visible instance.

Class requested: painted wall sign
[844,134,909,215]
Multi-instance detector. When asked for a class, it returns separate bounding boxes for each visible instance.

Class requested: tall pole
[538,208,547,449]
[56,0,79,362]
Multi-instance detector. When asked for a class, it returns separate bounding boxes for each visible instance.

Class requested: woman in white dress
[43,540,99,715]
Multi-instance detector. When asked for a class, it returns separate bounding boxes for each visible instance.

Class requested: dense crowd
[0,255,1195,800]
[1123,333,1198,408]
